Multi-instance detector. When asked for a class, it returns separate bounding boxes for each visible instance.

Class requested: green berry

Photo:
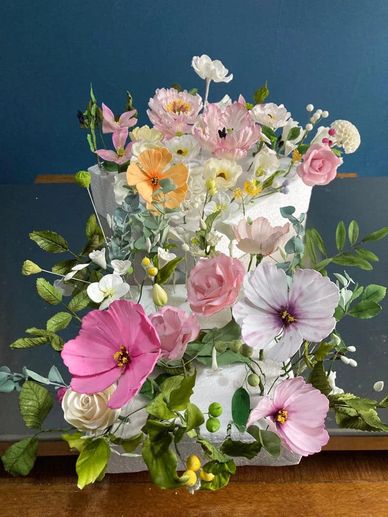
[241,344,253,357]
[208,402,223,417]
[247,373,260,387]
[206,417,221,433]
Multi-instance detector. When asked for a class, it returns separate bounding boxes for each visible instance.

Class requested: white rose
[62,386,120,431]
[191,54,233,83]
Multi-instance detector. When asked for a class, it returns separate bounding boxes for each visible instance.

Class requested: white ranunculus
[251,145,280,178]
[251,103,290,129]
[62,386,120,431]
[203,158,242,190]
[111,259,132,276]
[89,249,107,270]
[191,54,233,83]
[281,118,305,155]
[87,274,130,310]
[165,135,200,161]
[130,125,163,143]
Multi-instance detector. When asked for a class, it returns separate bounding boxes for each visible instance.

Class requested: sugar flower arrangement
[2,55,388,492]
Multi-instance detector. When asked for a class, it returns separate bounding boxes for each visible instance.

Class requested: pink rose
[150,306,200,361]
[233,216,290,255]
[187,254,245,316]
[297,144,342,186]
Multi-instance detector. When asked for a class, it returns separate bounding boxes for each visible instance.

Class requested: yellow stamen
[166,99,191,114]
[233,187,243,200]
[113,345,131,369]
[280,310,296,325]
[292,149,302,163]
[243,180,262,197]
[274,409,288,424]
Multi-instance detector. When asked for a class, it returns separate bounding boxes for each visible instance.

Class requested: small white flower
[327,371,344,395]
[131,141,162,159]
[203,158,242,190]
[281,118,305,155]
[252,145,280,177]
[347,345,356,353]
[113,172,130,205]
[311,126,331,145]
[130,125,163,143]
[251,103,290,129]
[62,386,120,431]
[63,262,90,281]
[166,135,200,161]
[191,54,233,83]
[157,247,177,268]
[111,259,132,276]
[331,120,361,154]
[373,381,385,392]
[89,249,107,270]
[87,274,130,310]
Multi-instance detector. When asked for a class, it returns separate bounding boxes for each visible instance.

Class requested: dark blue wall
[2,0,388,183]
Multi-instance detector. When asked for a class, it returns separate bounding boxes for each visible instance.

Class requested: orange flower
[126,148,188,210]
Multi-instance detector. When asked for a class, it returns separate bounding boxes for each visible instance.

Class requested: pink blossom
[150,306,200,361]
[247,377,330,456]
[61,300,161,409]
[187,253,245,316]
[297,144,342,186]
[96,129,133,165]
[233,217,290,255]
[56,387,66,403]
[102,103,137,134]
[193,102,261,160]
[233,263,339,361]
[147,88,203,139]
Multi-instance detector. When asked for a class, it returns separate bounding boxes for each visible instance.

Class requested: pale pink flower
[247,377,330,456]
[297,144,342,186]
[233,217,290,255]
[95,129,133,165]
[193,102,261,160]
[61,300,161,409]
[102,103,137,134]
[150,306,200,361]
[147,88,203,139]
[233,263,339,361]
[187,253,245,316]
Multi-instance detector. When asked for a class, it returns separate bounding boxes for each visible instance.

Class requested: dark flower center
[274,409,288,424]
[279,309,296,326]
[113,345,131,369]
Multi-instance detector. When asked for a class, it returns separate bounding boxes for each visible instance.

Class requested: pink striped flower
[102,103,137,134]
[95,129,133,165]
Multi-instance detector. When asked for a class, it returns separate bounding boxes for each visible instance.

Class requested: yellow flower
[292,149,302,162]
[244,180,262,197]
[182,469,197,487]
[186,455,201,472]
[141,257,151,267]
[147,266,158,277]
[233,187,243,200]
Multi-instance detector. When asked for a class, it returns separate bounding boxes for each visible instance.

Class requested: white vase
[88,164,118,220]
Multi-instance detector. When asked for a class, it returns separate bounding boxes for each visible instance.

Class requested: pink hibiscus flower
[95,129,133,165]
[247,377,330,456]
[61,300,161,409]
[193,102,261,160]
[102,103,137,134]
[147,88,203,139]
[233,263,339,361]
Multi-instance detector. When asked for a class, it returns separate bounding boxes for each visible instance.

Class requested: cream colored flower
[252,145,280,177]
[166,135,200,161]
[191,54,233,83]
[62,386,120,431]
[251,103,290,129]
[130,124,163,143]
[203,158,242,190]
[331,120,361,154]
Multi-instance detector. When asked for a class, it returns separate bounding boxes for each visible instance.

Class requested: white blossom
[63,262,90,281]
[87,274,130,310]
[166,135,200,162]
[191,54,233,83]
[157,247,177,268]
[327,371,344,395]
[251,103,290,129]
[331,120,361,154]
[111,259,132,276]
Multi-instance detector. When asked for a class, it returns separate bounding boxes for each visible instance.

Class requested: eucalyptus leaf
[362,227,388,242]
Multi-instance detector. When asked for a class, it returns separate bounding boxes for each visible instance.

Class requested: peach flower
[233,217,290,255]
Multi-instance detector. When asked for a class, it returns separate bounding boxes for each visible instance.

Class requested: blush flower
[251,103,290,129]
[297,144,342,186]
[147,88,203,138]
[233,217,290,255]
[101,103,137,134]
[61,300,161,409]
[247,377,330,456]
[187,253,245,316]
[150,306,200,361]
[95,129,133,165]
[193,102,261,160]
[233,263,339,361]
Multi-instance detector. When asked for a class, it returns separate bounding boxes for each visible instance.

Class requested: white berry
[306,104,314,112]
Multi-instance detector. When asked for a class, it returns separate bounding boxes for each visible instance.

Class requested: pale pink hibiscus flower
[193,102,261,160]
[95,129,133,165]
[61,300,161,409]
[247,377,330,456]
[147,88,203,139]
[233,216,290,256]
[101,103,137,134]
[233,263,339,361]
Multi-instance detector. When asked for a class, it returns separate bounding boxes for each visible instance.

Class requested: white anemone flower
[191,54,233,83]
[166,135,200,161]
[89,249,107,270]
[203,158,242,190]
[87,274,130,310]
[251,103,291,129]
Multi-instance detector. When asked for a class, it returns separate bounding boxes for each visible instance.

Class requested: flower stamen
[280,309,296,325]
[113,345,131,369]
[274,408,288,424]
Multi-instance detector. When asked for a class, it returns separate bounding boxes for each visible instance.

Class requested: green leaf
[362,227,388,242]
[308,361,332,396]
[1,437,38,476]
[310,228,327,256]
[287,126,301,141]
[348,300,382,319]
[49,333,65,351]
[185,403,204,431]
[146,393,176,420]
[348,220,360,245]
[330,393,388,432]
[201,460,236,491]
[52,259,78,275]
[120,433,143,453]
[68,290,90,312]
[85,214,102,239]
[261,125,277,146]
[29,230,69,253]
[314,342,334,361]
[361,284,386,304]
[76,439,110,489]
[332,254,373,270]
[220,438,262,459]
[62,432,88,453]
[19,381,53,429]
[335,221,346,251]
[36,278,62,305]
[165,372,196,411]
[248,427,281,457]
[231,387,250,432]
[155,257,183,285]
[142,433,183,489]
[355,248,379,262]
[10,336,49,349]
[196,437,230,463]
[253,81,269,104]
[46,312,72,332]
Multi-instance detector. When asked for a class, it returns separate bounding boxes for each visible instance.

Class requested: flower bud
[206,417,221,433]
[147,266,158,277]
[182,469,197,487]
[241,344,253,357]
[200,469,215,482]
[373,381,384,392]
[74,170,91,188]
[347,345,356,352]
[22,260,42,276]
[208,402,223,417]
[186,455,201,472]
[247,373,260,387]
[141,257,151,267]
[152,283,168,306]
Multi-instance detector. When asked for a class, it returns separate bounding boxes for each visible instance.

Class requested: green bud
[214,342,227,353]
[152,283,168,307]
[241,344,253,357]
[247,373,260,387]
[22,260,42,276]
[229,340,242,353]
[74,170,92,188]
[208,402,223,417]
[206,417,221,433]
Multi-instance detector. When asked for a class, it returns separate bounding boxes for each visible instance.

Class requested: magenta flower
[61,300,161,409]
[193,102,261,160]
[102,103,137,134]
[150,306,200,361]
[147,88,203,139]
[233,263,339,361]
[95,129,133,165]
[247,377,330,456]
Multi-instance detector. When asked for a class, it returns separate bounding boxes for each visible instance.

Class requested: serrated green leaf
[52,259,77,275]
[308,361,331,396]
[29,230,69,253]
[85,214,102,239]
[335,221,346,251]
[1,437,38,476]
[362,227,388,242]
[49,333,65,351]
[76,438,110,489]
[19,381,53,429]
[46,312,72,332]
[10,336,49,349]
[231,387,250,432]
[36,278,62,305]
[348,300,382,319]
[68,290,90,312]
